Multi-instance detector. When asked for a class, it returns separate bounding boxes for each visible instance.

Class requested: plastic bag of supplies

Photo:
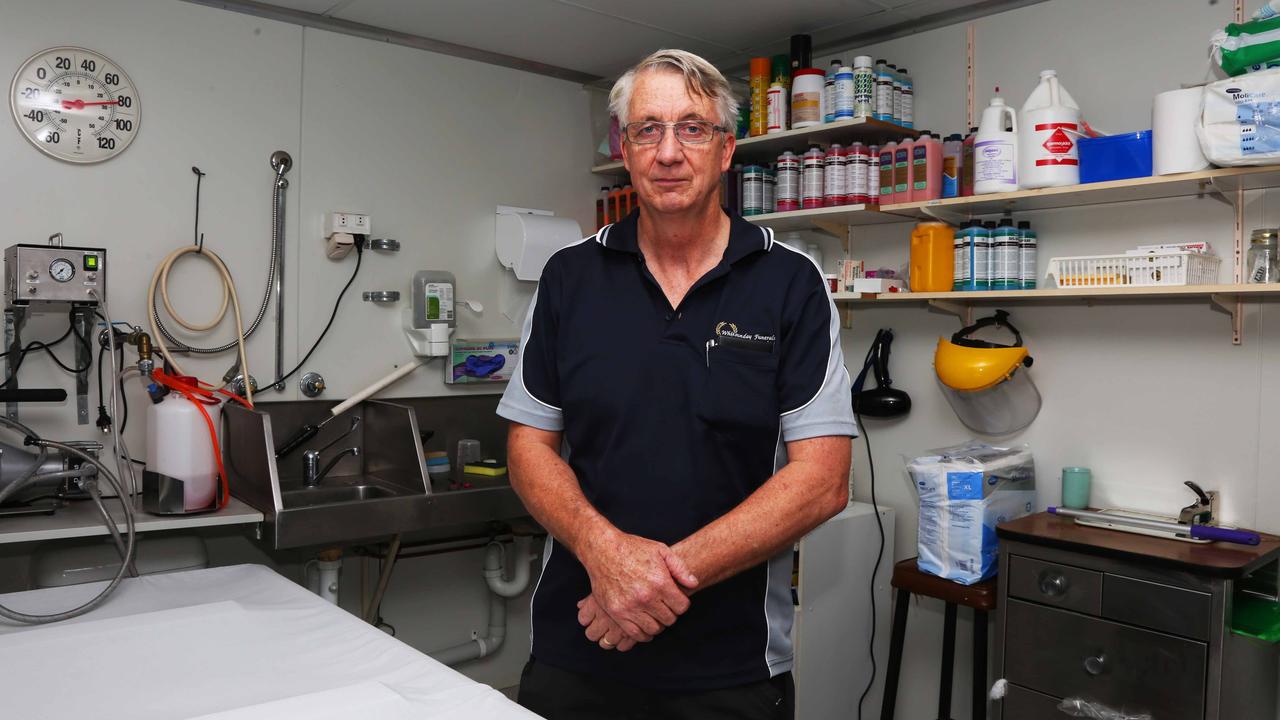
[905,441,1036,585]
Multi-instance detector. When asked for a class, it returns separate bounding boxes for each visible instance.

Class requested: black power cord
[261,235,365,391]
[854,413,885,720]
[0,310,91,388]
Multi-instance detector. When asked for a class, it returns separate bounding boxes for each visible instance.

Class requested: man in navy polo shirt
[498,49,856,719]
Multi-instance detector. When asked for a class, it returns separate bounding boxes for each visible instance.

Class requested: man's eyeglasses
[624,120,728,146]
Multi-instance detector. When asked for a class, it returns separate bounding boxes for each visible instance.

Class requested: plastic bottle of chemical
[878,142,897,204]
[824,144,847,207]
[749,57,771,137]
[899,67,914,129]
[834,65,855,121]
[776,150,801,211]
[791,69,826,129]
[977,222,997,289]
[847,143,870,204]
[1019,221,1037,289]
[911,132,942,201]
[1019,69,1081,189]
[724,167,742,215]
[874,59,894,122]
[609,185,624,222]
[893,136,914,203]
[801,146,826,209]
[890,64,904,125]
[954,221,970,290]
[942,134,963,198]
[961,127,978,197]
[853,56,875,118]
[743,165,767,216]
[147,393,222,511]
[596,186,610,229]
[766,82,787,134]
[764,167,777,214]
[974,96,1019,195]
[867,145,880,205]
[824,60,841,123]
[991,216,1021,289]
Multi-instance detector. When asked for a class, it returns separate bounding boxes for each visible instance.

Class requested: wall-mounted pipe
[428,538,537,666]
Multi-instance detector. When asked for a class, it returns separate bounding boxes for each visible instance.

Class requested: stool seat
[890,558,997,611]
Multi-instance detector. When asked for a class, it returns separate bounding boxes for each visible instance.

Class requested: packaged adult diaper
[905,442,1036,585]
[1199,68,1280,166]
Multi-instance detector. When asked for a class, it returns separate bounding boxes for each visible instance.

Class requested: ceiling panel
[256,0,347,13]
[332,0,728,76]
[559,0,887,49]
[222,0,1034,80]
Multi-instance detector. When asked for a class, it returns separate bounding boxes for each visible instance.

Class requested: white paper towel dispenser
[495,207,582,282]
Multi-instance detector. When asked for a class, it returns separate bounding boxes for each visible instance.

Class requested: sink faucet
[303,447,360,487]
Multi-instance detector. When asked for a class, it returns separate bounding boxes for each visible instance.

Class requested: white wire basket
[1045,251,1221,288]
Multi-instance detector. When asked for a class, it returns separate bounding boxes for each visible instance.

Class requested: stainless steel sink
[281,483,400,508]
[225,400,532,549]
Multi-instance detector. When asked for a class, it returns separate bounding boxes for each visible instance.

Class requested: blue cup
[1061,467,1092,510]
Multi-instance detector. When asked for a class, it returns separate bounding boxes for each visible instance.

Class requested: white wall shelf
[742,166,1280,233]
[592,117,917,176]
[830,284,1280,330]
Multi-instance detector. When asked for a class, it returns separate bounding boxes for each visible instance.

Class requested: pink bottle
[893,136,914,204]
[878,142,896,205]
[911,131,943,201]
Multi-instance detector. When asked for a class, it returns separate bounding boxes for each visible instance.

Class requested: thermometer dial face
[9,47,140,163]
[49,259,75,282]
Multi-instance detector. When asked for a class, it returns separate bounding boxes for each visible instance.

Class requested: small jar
[1248,228,1280,284]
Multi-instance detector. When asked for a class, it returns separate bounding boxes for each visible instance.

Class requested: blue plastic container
[1079,130,1153,184]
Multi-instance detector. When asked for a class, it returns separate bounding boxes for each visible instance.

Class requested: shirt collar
[598,210,773,265]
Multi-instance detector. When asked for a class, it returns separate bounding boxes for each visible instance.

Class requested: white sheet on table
[0,564,540,720]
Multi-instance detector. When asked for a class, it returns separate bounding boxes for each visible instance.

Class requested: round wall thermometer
[9,46,140,163]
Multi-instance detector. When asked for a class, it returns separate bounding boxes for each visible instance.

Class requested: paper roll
[1153,87,1210,175]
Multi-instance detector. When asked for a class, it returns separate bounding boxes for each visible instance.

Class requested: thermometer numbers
[9,47,139,163]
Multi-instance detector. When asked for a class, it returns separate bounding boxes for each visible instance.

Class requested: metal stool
[880,558,998,720]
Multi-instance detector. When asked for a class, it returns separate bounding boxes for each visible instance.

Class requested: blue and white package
[1200,68,1280,165]
[906,442,1036,585]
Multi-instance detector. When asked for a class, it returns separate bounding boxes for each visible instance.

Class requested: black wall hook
[192,166,206,252]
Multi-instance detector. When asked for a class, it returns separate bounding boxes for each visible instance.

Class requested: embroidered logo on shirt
[714,321,776,353]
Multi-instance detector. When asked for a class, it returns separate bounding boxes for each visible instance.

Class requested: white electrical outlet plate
[325,212,372,237]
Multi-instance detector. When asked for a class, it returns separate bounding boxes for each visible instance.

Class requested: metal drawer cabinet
[1004,598,1206,720]
[993,520,1280,720]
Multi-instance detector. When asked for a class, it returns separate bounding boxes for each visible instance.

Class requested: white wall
[812,1,1280,718]
[0,0,595,694]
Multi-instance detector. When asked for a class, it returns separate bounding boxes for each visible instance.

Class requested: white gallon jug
[1019,70,1081,189]
[974,97,1019,195]
[146,393,221,511]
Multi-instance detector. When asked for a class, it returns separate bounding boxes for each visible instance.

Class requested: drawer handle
[1083,654,1107,676]
[1038,571,1069,597]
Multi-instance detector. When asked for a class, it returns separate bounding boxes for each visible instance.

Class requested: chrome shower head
[270,150,292,178]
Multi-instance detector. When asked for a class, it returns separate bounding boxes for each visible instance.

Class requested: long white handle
[329,358,425,417]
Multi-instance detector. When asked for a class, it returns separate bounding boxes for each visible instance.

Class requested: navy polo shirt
[497,210,856,691]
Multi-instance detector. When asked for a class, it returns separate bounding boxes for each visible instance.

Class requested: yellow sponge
[463,463,507,476]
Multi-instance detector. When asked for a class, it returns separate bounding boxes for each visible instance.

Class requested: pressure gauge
[9,47,140,163]
[49,258,75,282]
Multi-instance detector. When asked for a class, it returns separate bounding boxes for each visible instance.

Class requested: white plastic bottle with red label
[824,144,847,207]
[1018,69,1081,189]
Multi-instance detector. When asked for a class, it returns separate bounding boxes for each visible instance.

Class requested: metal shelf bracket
[1209,293,1244,345]
[927,299,973,325]
[920,204,968,226]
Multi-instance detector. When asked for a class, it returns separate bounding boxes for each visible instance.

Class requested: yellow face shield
[934,311,1041,436]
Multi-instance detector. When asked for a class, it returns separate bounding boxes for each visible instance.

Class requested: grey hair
[609,49,739,131]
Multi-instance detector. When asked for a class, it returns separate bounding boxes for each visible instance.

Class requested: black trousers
[517,659,794,720]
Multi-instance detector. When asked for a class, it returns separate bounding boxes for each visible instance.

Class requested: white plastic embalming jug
[974,96,1019,195]
[1019,69,1081,189]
